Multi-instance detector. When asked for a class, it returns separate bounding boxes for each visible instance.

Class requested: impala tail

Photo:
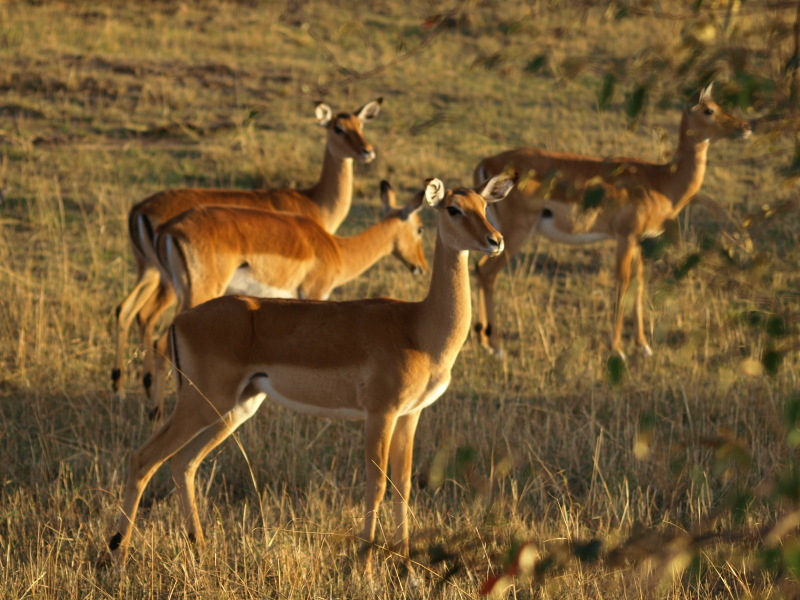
[154,230,190,313]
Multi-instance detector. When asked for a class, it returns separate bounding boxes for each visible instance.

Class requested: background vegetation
[1,1,799,597]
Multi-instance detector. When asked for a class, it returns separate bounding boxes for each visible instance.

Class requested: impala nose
[361,148,376,162]
[487,234,504,254]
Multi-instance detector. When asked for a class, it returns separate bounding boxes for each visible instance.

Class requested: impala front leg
[388,410,422,560]
[361,411,398,568]
[612,237,637,360]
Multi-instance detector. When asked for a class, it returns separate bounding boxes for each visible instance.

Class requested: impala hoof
[641,344,653,357]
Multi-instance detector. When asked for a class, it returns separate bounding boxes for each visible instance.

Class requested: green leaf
[672,253,701,281]
[525,54,548,74]
[582,185,605,210]
[763,350,784,376]
[597,73,615,110]
[607,354,626,386]
[767,315,789,337]
[573,539,602,563]
[625,84,648,121]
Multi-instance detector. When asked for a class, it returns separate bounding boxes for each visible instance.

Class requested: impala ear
[699,81,714,102]
[692,82,714,107]
[478,171,517,203]
[379,180,397,213]
[355,97,383,122]
[424,178,446,208]
[315,102,333,126]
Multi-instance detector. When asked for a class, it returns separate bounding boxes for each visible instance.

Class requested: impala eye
[334,124,344,134]
[446,206,462,217]
[704,107,715,115]
[417,226,423,235]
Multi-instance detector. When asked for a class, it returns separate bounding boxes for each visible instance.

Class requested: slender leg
[612,237,637,360]
[113,267,161,396]
[137,283,176,398]
[633,247,653,356]
[360,411,398,567]
[387,410,422,560]
[109,394,215,561]
[148,329,172,421]
[168,408,253,545]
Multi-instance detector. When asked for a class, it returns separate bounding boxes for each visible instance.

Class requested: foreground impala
[108,172,515,567]
[112,97,383,397]
[472,83,751,356]
[147,179,428,418]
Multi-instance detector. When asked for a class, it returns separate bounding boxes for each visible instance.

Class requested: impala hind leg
[388,410,421,560]
[612,237,639,360]
[137,283,176,398]
[109,397,215,561]
[113,268,161,397]
[168,406,256,546]
[360,412,399,568]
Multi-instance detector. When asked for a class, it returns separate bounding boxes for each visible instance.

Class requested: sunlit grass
[1,1,798,598]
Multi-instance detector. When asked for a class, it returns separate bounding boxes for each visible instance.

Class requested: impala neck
[307,148,354,233]
[333,217,398,286]
[418,227,472,360]
[665,111,710,213]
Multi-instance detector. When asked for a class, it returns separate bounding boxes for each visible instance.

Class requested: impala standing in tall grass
[472,84,751,358]
[108,173,515,568]
[112,98,383,397]
[147,180,428,419]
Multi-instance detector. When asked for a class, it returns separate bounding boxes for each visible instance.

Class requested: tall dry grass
[1,1,798,598]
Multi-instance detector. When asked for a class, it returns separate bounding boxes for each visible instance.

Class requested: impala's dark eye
[447,206,462,217]
[334,124,344,134]
[417,226,423,235]
[704,107,715,115]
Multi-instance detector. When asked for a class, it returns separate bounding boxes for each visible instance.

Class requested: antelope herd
[109,87,752,566]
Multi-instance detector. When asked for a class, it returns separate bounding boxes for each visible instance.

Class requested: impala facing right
[473,83,751,358]
[108,173,516,569]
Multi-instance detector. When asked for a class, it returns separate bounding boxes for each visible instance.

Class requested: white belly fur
[249,376,366,421]
[537,216,612,245]
[225,269,296,299]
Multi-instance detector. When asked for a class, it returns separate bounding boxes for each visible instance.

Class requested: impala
[108,172,516,567]
[148,179,428,419]
[112,97,383,397]
[472,83,751,357]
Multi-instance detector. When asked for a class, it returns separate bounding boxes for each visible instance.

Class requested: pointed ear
[315,102,333,126]
[478,172,517,203]
[424,178,446,208]
[693,82,713,106]
[379,180,397,213]
[355,97,383,122]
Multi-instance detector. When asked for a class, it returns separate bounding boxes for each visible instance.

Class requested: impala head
[380,180,428,275]
[424,172,516,256]
[315,98,382,163]
[684,82,752,143]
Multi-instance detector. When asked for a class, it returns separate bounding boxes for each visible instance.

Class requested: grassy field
[1,1,799,598]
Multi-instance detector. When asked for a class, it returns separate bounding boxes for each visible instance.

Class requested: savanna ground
[1,1,799,598]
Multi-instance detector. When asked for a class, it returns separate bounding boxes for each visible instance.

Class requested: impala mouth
[360,149,376,163]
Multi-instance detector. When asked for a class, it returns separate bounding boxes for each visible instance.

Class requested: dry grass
[1,1,799,598]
